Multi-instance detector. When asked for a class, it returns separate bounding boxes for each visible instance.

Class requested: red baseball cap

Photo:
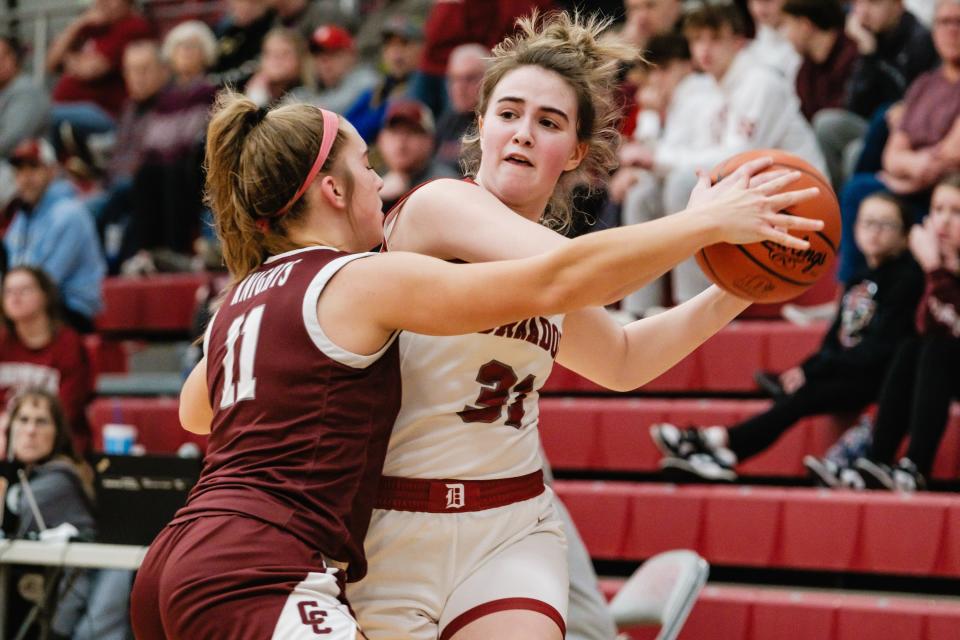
[384,98,435,135]
[310,25,354,53]
[7,138,56,167]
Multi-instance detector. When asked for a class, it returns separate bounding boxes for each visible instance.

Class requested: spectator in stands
[211,0,276,87]
[345,16,423,142]
[837,0,960,283]
[0,267,93,455]
[1,389,132,640]
[120,25,219,276]
[288,25,377,114]
[411,0,556,115]
[616,34,723,316]
[781,0,859,122]
[354,0,432,64]
[745,0,802,80]
[434,43,488,173]
[621,4,825,308]
[377,97,458,210]
[89,40,171,273]
[619,0,684,48]
[271,0,357,41]
[244,28,308,106]
[0,35,49,159]
[835,173,960,491]
[651,192,924,481]
[165,20,218,89]
[816,0,939,190]
[4,139,105,333]
[0,34,49,215]
[46,0,153,138]
[244,27,310,106]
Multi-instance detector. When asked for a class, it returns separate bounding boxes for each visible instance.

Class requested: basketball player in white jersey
[168,90,817,640]
[347,12,821,640]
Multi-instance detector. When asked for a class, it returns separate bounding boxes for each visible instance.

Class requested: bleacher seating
[96,273,208,335]
[540,398,960,480]
[82,276,958,638]
[543,320,827,394]
[87,396,206,453]
[555,480,960,578]
[598,581,960,640]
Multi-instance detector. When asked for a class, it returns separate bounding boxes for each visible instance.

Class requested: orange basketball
[694,149,841,303]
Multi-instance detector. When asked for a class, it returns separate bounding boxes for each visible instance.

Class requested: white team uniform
[347,236,571,639]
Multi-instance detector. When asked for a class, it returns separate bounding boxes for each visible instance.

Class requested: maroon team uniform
[130,247,401,639]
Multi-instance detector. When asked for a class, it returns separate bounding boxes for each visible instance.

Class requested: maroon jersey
[174,246,401,580]
[0,326,93,453]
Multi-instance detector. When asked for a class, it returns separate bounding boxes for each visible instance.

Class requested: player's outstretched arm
[319,190,824,356]
[391,161,819,302]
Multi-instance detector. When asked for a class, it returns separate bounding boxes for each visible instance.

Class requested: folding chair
[608,550,709,640]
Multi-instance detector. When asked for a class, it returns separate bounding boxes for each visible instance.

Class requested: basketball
[694,149,841,303]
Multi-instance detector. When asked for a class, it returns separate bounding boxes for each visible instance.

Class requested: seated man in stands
[433,43,487,173]
[780,0,859,122]
[3,139,105,332]
[46,0,153,138]
[286,25,378,115]
[377,97,457,211]
[838,0,960,282]
[345,16,423,142]
[650,192,923,481]
[620,3,826,309]
[0,34,50,213]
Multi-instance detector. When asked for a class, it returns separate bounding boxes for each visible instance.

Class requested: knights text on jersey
[174,246,401,581]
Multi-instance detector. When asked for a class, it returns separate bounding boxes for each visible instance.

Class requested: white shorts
[272,569,359,640]
[347,488,568,640]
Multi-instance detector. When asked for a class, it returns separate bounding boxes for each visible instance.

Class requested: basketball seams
[707,150,840,303]
[732,244,817,287]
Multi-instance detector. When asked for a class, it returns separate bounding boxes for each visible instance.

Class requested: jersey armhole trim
[302,253,399,369]
[201,309,219,358]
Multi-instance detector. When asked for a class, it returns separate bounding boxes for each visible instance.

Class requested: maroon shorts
[130,514,358,640]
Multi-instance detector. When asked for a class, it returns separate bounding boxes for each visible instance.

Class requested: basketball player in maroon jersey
[129,89,819,640]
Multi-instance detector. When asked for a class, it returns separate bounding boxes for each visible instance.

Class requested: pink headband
[275,108,340,217]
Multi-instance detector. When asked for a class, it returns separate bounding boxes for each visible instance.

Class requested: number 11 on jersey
[220,304,265,409]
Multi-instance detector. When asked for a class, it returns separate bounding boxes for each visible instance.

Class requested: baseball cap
[8,138,57,167]
[310,24,354,53]
[383,98,435,135]
[381,16,423,42]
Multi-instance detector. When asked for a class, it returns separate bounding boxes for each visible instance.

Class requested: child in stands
[652,191,924,481]
[837,172,960,491]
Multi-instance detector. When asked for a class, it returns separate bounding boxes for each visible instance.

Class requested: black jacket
[845,11,939,118]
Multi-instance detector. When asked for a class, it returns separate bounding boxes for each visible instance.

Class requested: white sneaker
[661,452,737,482]
[838,467,866,490]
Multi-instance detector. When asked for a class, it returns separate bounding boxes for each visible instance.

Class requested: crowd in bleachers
[0,0,957,637]
[0,0,956,486]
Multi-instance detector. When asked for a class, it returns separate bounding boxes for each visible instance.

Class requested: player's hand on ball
[687,157,822,250]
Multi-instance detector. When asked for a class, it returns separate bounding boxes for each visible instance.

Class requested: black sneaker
[854,458,896,490]
[892,457,926,493]
[661,451,737,482]
[650,423,709,459]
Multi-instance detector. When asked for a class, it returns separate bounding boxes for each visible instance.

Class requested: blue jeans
[51,102,116,138]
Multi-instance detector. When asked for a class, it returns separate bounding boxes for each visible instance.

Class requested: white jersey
[381,315,563,479]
